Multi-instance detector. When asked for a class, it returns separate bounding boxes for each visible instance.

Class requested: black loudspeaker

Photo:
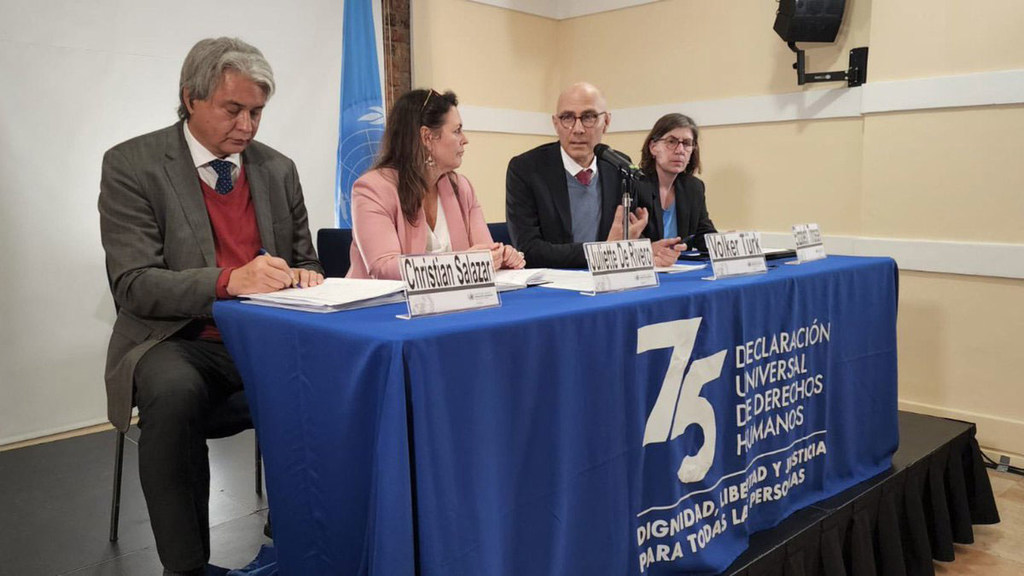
[774,0,846,43]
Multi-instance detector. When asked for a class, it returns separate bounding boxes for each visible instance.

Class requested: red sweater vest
[199,167,261,340]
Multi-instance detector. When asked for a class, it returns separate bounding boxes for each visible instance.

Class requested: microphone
[594,144,642,177]
[594,145,644,239]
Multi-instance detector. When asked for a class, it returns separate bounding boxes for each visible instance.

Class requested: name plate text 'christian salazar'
[399,251,499,318]
[704,232,768,280]
[583,239,659,294]
[792,223,826,264]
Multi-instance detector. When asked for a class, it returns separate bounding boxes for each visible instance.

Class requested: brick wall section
[382,0,411,109]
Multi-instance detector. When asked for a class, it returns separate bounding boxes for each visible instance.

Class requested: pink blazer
[347,168,495,279]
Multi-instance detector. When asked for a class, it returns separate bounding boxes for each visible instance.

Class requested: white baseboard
[0,416,112,448]
[898,399,1024,463]
[758,233,1024,280]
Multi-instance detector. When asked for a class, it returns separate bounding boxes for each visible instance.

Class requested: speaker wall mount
[788,43,868,87]
[774,0,869,87]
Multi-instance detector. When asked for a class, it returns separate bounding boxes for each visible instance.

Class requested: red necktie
[575,169,593,186]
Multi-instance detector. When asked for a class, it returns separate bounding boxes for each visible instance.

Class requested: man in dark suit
[506,82,682,268]
[98,37,323,576]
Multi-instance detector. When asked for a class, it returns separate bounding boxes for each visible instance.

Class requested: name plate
[398,251,499,318]
[704,231,768,280]
[583,239,659,294]
[792,223,826,264]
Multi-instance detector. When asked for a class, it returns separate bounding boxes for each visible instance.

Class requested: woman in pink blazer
[348,89,525,279]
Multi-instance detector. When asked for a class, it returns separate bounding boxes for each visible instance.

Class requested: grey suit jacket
[98,122,321,431]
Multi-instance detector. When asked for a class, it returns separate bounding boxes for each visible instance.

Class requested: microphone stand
[618,168,642,241]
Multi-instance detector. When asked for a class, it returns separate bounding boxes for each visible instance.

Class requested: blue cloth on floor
[226,545,277,576]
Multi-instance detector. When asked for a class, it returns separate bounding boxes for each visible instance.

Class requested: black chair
[109,391,262,541]
[317,228,353,277]
[104,257,264,543]
[316,225,511,277]
[487,222,512,246]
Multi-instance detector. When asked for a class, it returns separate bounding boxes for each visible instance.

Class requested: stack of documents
[534,269,596,292]
[493,269,550,292]
[241,278,406,313]
[536,264,705,292]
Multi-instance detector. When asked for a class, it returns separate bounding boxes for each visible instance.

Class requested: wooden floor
[934,468,1024,575]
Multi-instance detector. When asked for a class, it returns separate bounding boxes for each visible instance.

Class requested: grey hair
[177,37,275,120]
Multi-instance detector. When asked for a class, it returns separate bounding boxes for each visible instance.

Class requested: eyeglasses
[657,136,696,150]
[556,111,607,129]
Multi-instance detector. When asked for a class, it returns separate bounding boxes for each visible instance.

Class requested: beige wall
[412,0,559,110]
[861,106,1024,243]
[459,132,552,220]
[557,0,870,105]
[413,0,1024,458]
[869,0,1024,80]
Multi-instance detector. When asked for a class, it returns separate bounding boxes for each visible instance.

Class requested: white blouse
[425,194,452,253]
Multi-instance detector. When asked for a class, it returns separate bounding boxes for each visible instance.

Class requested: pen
[257,248,300,288]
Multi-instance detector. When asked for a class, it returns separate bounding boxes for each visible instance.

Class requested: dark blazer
[506,142,654,268]
[640,173,717,251]
[98,122,321,431]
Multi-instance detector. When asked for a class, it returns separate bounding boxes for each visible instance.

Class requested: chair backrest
[317,228,353,278]
[488,222,512,246]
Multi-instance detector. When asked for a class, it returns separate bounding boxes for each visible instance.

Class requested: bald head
[556,82,607,113]
[553,82,610,166]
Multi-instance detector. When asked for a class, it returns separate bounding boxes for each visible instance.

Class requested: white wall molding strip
[862,69,1024,114]
[899,399,1024,464]
[610,87,863,132]
[758,233,1024,280]
[462,69,1024,136]
[460,105,556,136]
[468,0,658,20]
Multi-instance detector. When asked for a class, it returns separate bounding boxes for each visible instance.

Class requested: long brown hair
[639,113,702,177]
[373,88,459,223]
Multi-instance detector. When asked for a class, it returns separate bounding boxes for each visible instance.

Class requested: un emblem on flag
[337,105,385,226]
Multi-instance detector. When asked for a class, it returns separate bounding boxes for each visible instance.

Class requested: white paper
[240,278,406,312]
[535,269,596,292]
[493,268,549,291]
[655,263,706,273]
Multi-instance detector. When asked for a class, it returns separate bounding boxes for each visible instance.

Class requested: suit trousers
[133,337,244,572]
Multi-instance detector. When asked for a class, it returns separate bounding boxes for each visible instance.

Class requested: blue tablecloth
[214,255,899,576]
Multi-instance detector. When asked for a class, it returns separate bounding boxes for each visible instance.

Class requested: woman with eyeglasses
[347,89,525,279]
[639,113,717,252]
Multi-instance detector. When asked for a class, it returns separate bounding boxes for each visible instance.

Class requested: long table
[214,255,899,576]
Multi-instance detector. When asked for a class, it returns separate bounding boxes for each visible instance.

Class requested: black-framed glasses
[657,136,696,150]
[556,111,607,129]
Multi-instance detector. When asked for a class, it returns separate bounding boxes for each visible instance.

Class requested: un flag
[335,0,384,228]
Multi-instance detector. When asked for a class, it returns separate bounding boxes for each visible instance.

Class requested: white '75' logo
[637,318,727,484]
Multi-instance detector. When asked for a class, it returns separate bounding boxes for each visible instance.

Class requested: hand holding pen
[259,248,324,289]
[226,248,322,296]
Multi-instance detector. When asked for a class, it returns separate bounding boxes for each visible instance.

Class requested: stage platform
[721,411,1001,576]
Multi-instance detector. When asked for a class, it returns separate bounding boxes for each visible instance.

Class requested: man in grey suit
[98,37,323,576]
